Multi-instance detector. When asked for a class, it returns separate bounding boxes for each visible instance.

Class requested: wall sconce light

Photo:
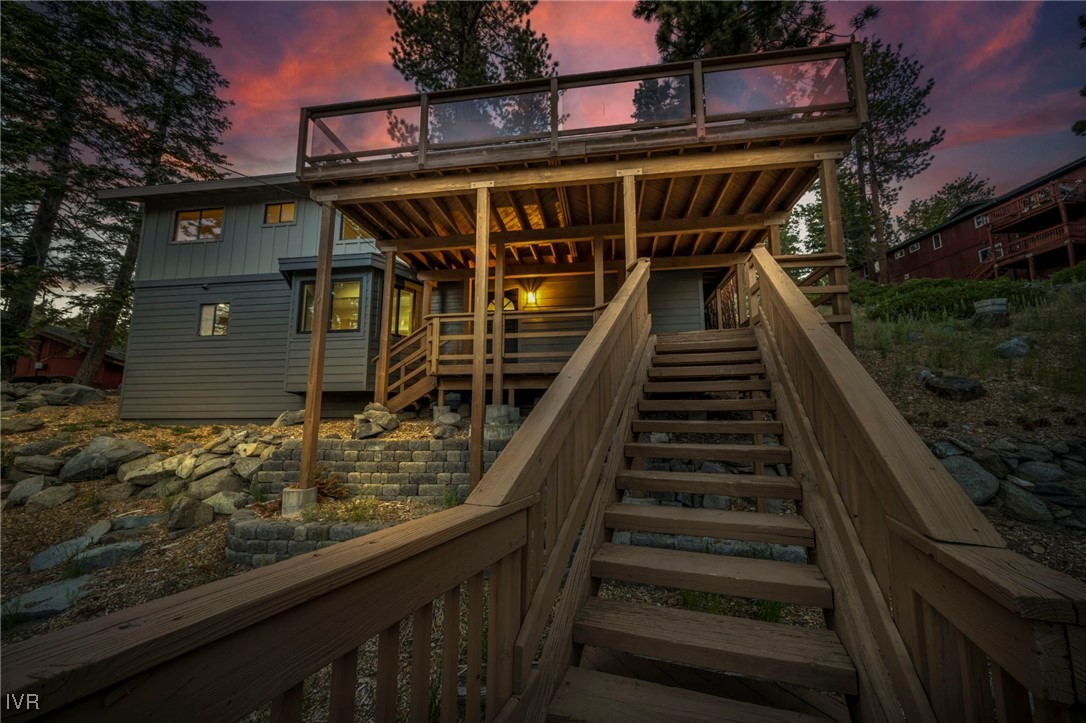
[526,291,538,306]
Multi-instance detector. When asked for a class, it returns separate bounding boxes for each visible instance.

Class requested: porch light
[526,291,538,306]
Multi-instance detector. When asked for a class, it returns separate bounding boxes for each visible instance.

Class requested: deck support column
[819,158,854,349]
[299,204,337,491]
[593,237,605,321]
[470,186,491,488]
[375,247,397,406]
[1028,254,1036,281]
[621,173,638,270]
[492,240,505,407]
[768,224,782,256]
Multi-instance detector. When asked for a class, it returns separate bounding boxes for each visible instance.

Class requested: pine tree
[1074,15,1085,137]
[72,1,231,385]
[897,173,995,239]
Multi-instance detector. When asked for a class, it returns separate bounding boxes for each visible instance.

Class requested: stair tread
[648,363,766,378]
[638,399,776,412]
[574,598,857,695]
[547,667,832,723]
[652,350,763,366]
[643,379,771,393]
[616,469,801,499]
[593,543,832,608]
[605,504,814,547]
[625,442,791,463]
[631,419,784,435]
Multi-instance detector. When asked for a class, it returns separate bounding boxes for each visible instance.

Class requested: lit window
[974,214,989,228]
[264,201,296,225]
[174,208,224,243]
[198,303,229,336]
[393,288,416,336]
[894,249,905,259]
[908,242,920,253]
[340,215,366,240]
[932,233,942,250]
[299,280,361,332]
[979,247,991,263]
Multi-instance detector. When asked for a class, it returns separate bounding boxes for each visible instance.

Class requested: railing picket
[466,572,485,723]
[992,664,1032,722]
[377,621,402,721]
[329,647,360,723]
[270,681,304,723]
[440,588,461,723]
[487,551,521,720]
[410,603,434,723]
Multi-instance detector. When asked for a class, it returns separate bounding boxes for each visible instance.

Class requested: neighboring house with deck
[11,324,125,388]
[886,156,1086,283]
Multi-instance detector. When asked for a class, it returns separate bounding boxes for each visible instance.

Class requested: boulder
[6,575,93,622]
[365,402,390,414]
[16,396,49,411]
[972,448,1013,479]
[35,383,105,405]
[1014,461,1067,485]
[1015,444,1054,463]
[930,441,963,459]
[58,436,152,482]
[4,417,44,433]
[111,514,165,530]
[205,490,248,515]
[124,454,184,487]
[85,520,112,543]
[924,375,986,402]
[235,442,266,458]
[72,541,148,571]
[940,456,999,504]
[191,455,233,480]
[703,494,732,510]
[116,453,165,483]
[136,477,185,499]
[9,437,69,458]
[272,409,305,427]
[994,337,1032,358]
[234,457,264,481]
[997,483,1054,523]
[100,482,136,501]
[25,484,77,512]
[353,420,384,439]
[364,409,400,431]
[435,412,462,425]
[167,496,214,530]
[8,475,52,505]
[29,535,96,572]
[188,468,246,499]
[432,425,457,440]
[175,452,200,479]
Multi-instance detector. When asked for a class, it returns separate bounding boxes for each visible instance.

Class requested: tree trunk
[852,134,877,280]
[864,133,891,283]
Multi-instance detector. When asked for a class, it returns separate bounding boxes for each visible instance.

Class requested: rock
[1063,459,1086,476]
[396,411,418,422]
[365,402,390,414]
[191,455,233,480]
[1033,483,1077,497]
[989,438,1019,454]
[234,457,264,481]
[769,544,808,564]
[136,477,185,499]
[167,496,214,530]
[235,442,266,458]
[4,417,45,433]
[85,520,111,543]
[25,484,76,512]
[111,514,165,530]
[924,375,986,402]
[58,436,153,482]
[994,337,1032,358]
[272,409,305,427]
[205,490,248,514]
[997,483,1054,523]
[364,409,400,430]
[916,369,935,383]
[945,436,976,454]
[100,482,136,501]
[435,413,462,425]
[8,437,68,457]
[940,456,999,504]
[8,475,51,505]
[1014,461,1067,484]
[6,575,93,622]
[175,452,200,479]
[28,535,97,572]
[1015,444,1054,463]
[16,396,49,411]
[1006,475,1035,490]
[930,441,963,459]
[703,494,732,510]
[187,468,246,500]
[699,462,727,475]
[124,454,185,487]
[72,541,148,571]
[972,448,1013,479]
[352,418,383,439]
[432,425,457,439]
[116,453,165,482]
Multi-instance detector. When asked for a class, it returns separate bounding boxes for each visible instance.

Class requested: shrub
[865,278,1046,321]
[1049,261,1086,285]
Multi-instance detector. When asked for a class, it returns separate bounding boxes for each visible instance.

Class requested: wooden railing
[385,323,432,401]
[2,259,653,722]
[748,246,1086,720]
[297,43,865,180]
[429,308,598,372]
[970,223,1086,279]
[988,180,1081,228]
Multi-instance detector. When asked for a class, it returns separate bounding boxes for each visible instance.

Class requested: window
[264,201,296,225]
[932,233,942,250]
[340,215,366,240]
[392,288,417,336]
[908,242,920,253]
[894,249,905,259]
[994,242,1004,259]
[974,214,989,228]
[979,247,992,263]
[298,280,361,332]
[198,303,229,336]
[903,274,911,281]
[174,207,224,243]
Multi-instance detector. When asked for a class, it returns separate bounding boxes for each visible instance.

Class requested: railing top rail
[424,305,605,322]
[749,247,1004,547]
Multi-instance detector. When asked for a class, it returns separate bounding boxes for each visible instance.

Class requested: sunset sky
[205,0,1085,211]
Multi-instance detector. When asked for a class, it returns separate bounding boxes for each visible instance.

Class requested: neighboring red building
[13,325,125,389]
[886,156,1086,283]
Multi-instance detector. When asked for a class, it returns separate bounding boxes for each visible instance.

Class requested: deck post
[470,186,491,488]
[622,173,638,269]
[593,237,605,321]
[737,260,749,327]
[375,247,397,405]
[819,158,854,349]
[299,204,337,490]
[493,239,505,406]
[421,280,433,318]
[768,224,782,256]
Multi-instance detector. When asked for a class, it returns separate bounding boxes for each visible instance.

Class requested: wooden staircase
[547,327,857,722]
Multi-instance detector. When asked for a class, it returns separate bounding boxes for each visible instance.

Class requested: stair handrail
[748,246,1086,718]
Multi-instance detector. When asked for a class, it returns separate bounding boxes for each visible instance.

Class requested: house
[886,156,1086,283]
[99,175,421,421]
[11,324,125,388]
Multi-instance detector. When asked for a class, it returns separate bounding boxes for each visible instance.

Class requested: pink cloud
[960,2,1039,73]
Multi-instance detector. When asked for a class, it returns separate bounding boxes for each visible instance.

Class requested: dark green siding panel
[647,270,705,334]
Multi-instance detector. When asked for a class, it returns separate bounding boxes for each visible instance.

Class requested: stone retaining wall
[252,437,510,504]
[225,509,384,567]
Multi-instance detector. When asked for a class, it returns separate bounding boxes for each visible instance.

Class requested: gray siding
[135,191,375,282]
[647,270,705,334]
[120,277,302,421]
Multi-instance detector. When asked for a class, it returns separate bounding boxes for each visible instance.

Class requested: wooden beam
[312,143,851,204]
[418,253,746,282]
[375,248,397,405]
[493,240,505,406]
[299,205,337,490]
[593,237,605,321]
[379,212,787,254]
[622,174,638,268]
[768,224,782,255]
[470,187,490,488]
